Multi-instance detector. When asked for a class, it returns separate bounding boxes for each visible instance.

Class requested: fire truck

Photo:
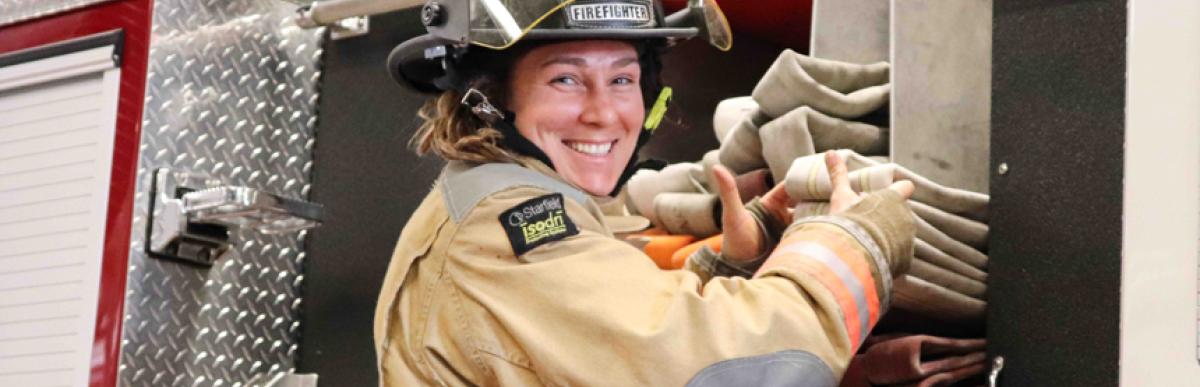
[0,0,1197,386]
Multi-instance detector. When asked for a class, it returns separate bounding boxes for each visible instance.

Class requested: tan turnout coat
[374,158,913,386]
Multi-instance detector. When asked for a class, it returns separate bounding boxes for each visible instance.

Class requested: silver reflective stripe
[794,215,892,311]
[777,241,871,345]
[686,350,836,387]
[441,161,590,223]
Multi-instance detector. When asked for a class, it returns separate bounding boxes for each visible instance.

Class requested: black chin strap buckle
[460,88,505,123]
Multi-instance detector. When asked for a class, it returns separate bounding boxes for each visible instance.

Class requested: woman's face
[509,40,645,196]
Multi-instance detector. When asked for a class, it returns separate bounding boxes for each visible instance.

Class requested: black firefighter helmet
[388,0,732,94]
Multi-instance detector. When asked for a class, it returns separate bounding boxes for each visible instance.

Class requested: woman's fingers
[887,180,915,200]
[760,180,793,225]
[761,178,789,208]
[826,150,860,213]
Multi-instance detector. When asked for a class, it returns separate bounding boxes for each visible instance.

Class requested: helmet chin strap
[461,87,671,197]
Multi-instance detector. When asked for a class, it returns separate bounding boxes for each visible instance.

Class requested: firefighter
[376,1,916,385]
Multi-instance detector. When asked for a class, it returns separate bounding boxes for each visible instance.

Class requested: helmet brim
[511,27,697,46]
[387,34,457,94]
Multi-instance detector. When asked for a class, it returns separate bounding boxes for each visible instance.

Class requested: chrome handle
[146,168,323,265]
[184,186,322,234]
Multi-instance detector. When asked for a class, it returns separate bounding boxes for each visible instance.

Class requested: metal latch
[988,356,1005,387]
[146,168,323,266]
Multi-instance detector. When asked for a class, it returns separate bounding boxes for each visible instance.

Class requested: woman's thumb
[711,165,746,219]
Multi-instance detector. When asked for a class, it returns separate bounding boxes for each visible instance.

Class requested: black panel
[989,1,1125,385]
[298,9,443,386]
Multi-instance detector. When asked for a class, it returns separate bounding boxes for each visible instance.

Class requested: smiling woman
[509,40,645,195]
[376,1,918,386]
[409,36,664,196]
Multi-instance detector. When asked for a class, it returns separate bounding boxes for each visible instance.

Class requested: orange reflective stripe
[759,226,887,352]
[763,250,865,349]
[792,258,865,349]
[783,231,881,328]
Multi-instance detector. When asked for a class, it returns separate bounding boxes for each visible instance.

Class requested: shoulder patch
[499,193,579,256]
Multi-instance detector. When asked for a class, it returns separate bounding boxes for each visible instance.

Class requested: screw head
[998,162,1009,175]
[422,2,444,26]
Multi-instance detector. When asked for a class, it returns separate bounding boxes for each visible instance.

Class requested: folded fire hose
[622,51,990,334]
[752,49,891,119]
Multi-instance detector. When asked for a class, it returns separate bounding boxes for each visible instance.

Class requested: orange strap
[641,234,695,269]
[670,235,723,270]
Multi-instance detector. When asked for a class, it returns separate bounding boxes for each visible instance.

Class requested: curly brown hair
[407,43,533,164]
[411,88,519,164]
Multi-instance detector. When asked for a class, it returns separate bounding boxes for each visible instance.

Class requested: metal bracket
[146,168,323,266]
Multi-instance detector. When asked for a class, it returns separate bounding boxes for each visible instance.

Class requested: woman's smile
[563,139,616,157]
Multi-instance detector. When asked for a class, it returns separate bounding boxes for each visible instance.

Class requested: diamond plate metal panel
[0,0,116,26]
[119,1,324,386]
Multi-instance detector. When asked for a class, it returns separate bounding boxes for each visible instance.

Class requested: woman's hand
[824,151,914,213]
[711,165,792,263]
[713,151,916,263]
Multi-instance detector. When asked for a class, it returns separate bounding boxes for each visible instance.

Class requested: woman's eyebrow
[611,57,638,69]
[541,56,586,68]
[540,56,640,69]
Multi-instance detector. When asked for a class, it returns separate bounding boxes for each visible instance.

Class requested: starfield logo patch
[500,193,579,256]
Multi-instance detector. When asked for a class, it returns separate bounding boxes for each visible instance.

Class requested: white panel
[0,110,101,143]
[0,171,96,204]
[0,194,92,225]
[0,224,92,255]
[0,74,100,112]
[1121,0,1200,385]
[0,48,120,386]
[0,146,98,175]
[0,93,102,127]
[0,160,96,192]
[0,46,115,91]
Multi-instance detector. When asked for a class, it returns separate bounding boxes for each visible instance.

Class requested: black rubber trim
[0,29,124,69]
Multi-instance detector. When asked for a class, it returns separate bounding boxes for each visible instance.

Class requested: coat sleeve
[443,186,913,386]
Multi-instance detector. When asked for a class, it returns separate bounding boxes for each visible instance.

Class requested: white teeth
[567,141,612,156]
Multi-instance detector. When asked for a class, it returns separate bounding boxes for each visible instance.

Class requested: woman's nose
[578,89,621,128]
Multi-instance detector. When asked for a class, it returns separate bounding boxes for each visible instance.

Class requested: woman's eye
[613,76,635,85]
[552,76,578,86]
